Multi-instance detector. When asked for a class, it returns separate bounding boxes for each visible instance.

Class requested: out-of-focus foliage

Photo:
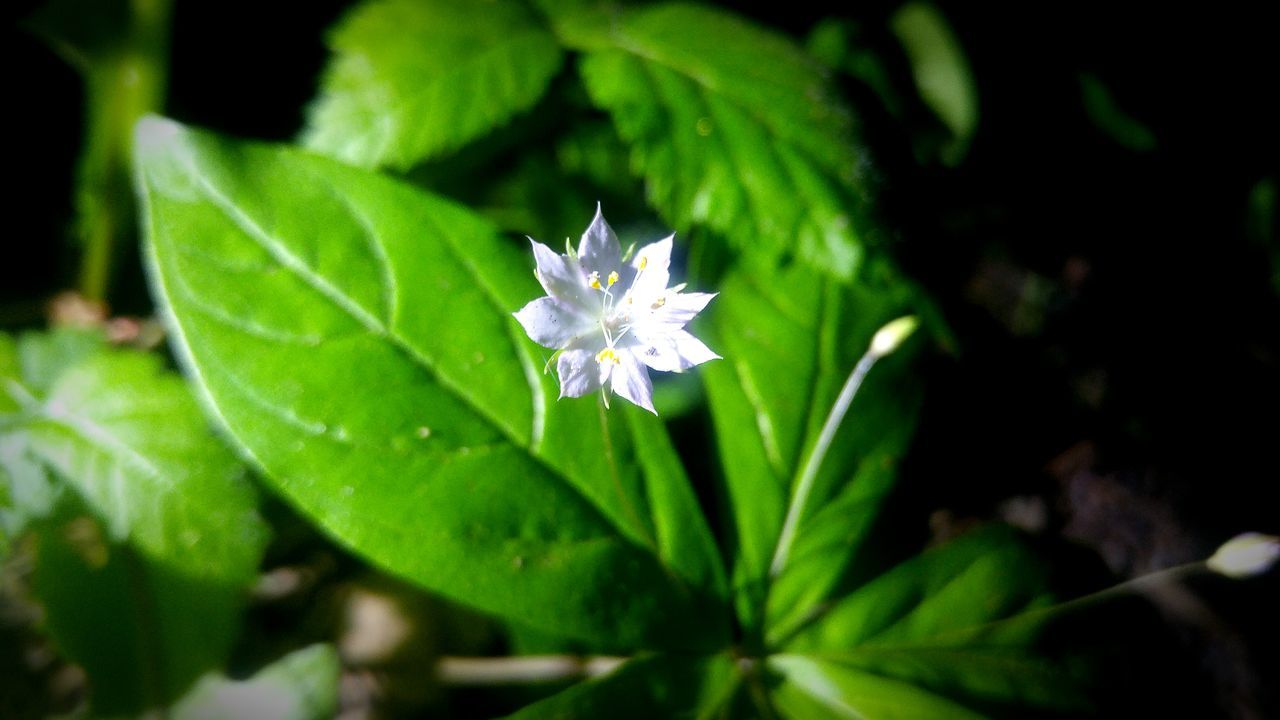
[167,644,341,720]
[303,0,563,170]
[1,328,266,713]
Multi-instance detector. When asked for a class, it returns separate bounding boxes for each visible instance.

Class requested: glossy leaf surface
[137,118,726,651]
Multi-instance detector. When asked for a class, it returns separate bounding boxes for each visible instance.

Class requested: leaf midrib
[152,146,673,570]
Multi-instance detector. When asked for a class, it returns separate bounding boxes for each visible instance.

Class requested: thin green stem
[769,350,879,578]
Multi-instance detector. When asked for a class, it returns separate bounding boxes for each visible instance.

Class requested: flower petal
[529,239,592,310]
[643,291,717,331]
[556,346,602,399]
[513,296,595,349]
[629,234,672,302]
[611,349,656,414]
[634,329,721,373]
[578,203,622,276]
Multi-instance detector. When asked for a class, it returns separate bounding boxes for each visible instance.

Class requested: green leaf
[1,332,268,712]
[700,261,920,636]
[170,644,341,720]
[777,527,1088,715]
[770,654,987,720]
[303,0,564,170]
[32,508,250,713]
[505,654,739,719]
[15,346,267,584]
[561,2,870,278]
[136,117,727,651]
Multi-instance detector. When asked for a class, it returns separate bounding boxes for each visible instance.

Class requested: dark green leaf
[770,654,987,719]
[136,118,727,650]
[303,0,564,170]
[171,644,341,720]
[699,261,920,634]
[777,527,1088,715]
[32,508,248,714]
[559,2,870,278]
[505,654,739,719]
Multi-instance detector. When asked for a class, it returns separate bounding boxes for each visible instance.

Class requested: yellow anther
[607,270,619,287]
[595,347,620,365]
[651,295,667,309]
[638,256,649,270]
[588,271,602,289]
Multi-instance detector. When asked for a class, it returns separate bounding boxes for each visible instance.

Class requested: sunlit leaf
[137,118,727,651]
[777,526,1089,716]
[303,0,564,170]
[556,2,871,278]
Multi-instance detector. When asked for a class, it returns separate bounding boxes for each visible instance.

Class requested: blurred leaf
[14,326,104,396]
[136,118,727,651]
[505,654,739,719]
[1,330,267,712]
[9,342,267,584]
[770,654,987,719]
[1079,73,1158,152]
[700,261,920,635]
[31,507,249,713]
[170,644,340,720]
[775,527,1089,716]
[303,0,564,170]
[557,2,870,279]
[890,2,978,165]
[806,19,905,119]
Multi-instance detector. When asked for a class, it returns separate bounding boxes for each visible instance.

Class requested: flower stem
[768,316,918,578]
[435,655,627,685]
[769,351,879,578]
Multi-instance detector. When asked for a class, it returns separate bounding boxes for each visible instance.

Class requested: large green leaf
[556,2,870,278]
[170,644,341,720]
[136,118,727,651]
[302,0,564,170]
[775,527,1088,716]
[1,331,267,713]
[700,261,920,636]
[505,654,739,720]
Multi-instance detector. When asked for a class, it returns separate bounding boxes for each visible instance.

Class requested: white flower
[513,205,720,414]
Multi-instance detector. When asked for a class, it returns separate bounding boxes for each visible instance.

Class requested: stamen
[588,271,602,290]
[595,347,620,365]
[638,255,649,271]
[607,270,619,287]
[651,295,666,309]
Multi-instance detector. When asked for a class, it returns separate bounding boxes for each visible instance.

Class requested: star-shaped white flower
[513,205,720,414]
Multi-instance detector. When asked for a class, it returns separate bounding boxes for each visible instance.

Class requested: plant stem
[75,0,171,302]
[769,350,880,578]
[435,655,627,685]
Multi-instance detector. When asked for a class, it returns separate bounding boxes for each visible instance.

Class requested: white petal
[578,203,622,276]
[611,349,656,414]
[629,234,672,302]
[556,346,602,399]
[640,291,716,331]
[634,329,721,373]
[529,239,592,310]
[513,297,594,349]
